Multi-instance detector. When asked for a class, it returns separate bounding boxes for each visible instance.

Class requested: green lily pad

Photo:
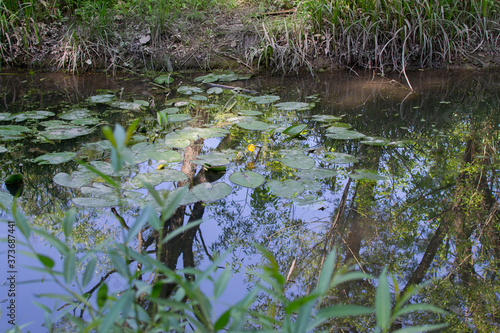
[53,171,94,188]
[154,74,174,84]
[72,197,120,207]
[87,94,114,103]
[160,107,180,114]
[311,114,343,122]
[39,126,94,140]
[72,118,100,126]
[40,120,67,127]
[168,114,192,122]
[0,191,13,207]
[248,95,280,104]
[0,125,31,138]
[164,132,191,149]
[190,95,208,101]
[348,169,390,181]
[294,168,337,179]
[266,179,305,199]
[293,195,327,208]
[33,152,76,165]
[111,101,145,110]
[326,123,352,130]
[238,110,262,116]
[155,169,188,182]
[130,170,187,188]
[13,110,55,122]
[207,87,224,94]
[279,150,315,169]
[229,171,265,188]
[130,146,182,165]
[321,152,358,164]
[237,120,270,131]
[274,102,312,111]
[282,124,307,137]
[325,129,365,140]
[191,182,231,202]
[192,154,231,167]
[59,109,93,120]
[194,73,251,83]
[177,86,204,95]
[194,127,230,139]
[81,182,116,196]
[0,113,12,121]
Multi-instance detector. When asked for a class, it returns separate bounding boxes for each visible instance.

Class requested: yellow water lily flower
[247,144,256,152]
[157,164,165,170]
[247,162,255,169]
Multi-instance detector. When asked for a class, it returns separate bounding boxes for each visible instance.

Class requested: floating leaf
[87,94,114,103]
[53,171,94,188]
[311,114,343,122]
[192,154,231,167]
[72,197,120,207]
[360,137,390,146]
[0,112,12,121]
[111,101,144,110]
[13,110,55,122]
[325,130,365,140]
[167,114,192,122]
[40,120,67,127]
[72,118,100,126]
[177,86,203,95]
[190,95,208,101]
[237,120,270,131]
[266,179,305,198]
[195,73,250,83]
[155,169,188,182]
[207,87,223,94]
[39,126,94,140]
[326,123,352,130]
[81,182,116,196]
[238,110,262,116]
[283,124,307,137]
[274,102,312,111]
[248,95,280,104]
[229,171,265,188]
[279,150,315,169]
[33,152,76,165]
[0,191,13,207]
[164,132,191,149]
[160,107,180,114]
[349,169,390,181]
[321,152,358,164]
[59,109,93,120]
[294,168,337,179]
[191,182,231,202]
[154,74,174,84]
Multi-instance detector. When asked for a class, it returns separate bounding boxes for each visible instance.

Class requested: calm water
[1,69,499,331]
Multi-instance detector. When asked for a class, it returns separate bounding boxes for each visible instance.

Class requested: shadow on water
[1,69,499,331]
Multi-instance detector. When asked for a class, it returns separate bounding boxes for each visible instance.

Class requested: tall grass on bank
[252,0,500,73]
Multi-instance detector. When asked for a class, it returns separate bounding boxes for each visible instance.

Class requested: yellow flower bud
[247,144,255,152]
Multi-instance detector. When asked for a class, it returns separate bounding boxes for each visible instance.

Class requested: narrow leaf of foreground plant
[393,323,449,333]
[375,267,391,331]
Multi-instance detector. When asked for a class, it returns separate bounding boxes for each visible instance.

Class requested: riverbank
[1,0,499,74]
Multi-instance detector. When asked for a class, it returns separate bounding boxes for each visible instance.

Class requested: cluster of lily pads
[1,71,398,210]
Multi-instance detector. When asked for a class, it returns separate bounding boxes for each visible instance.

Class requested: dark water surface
[1,69,499,331]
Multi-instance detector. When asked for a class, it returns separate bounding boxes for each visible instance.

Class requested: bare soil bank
[2,7,499,74]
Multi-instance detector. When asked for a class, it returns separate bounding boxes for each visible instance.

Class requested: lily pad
[321,152,358,164]
[190,95,208,101]
[237,120,270,131]
[194,127,230,139]
[348,169,390,181]
[164,132,191,149]
[59,109,93,120]
[87,94,114,103]
[0,191,13,207]
[325,129,366,140]
[194,73,251,83]
[311,114,343,122]
[274,102,312,111]
[360,137,391,146]
[155,169,188,183]
[39,126,94,140]
[248,95,280,104]
[238,110,262,116]
[191,182,231,202]
[130,146,182,165]
[13,110,55,122]
[72,118,100,126]
[192,154,231,167]
[0,113,12,121]
[111,101,145,110]
[266,179,305,199]
[53,171,94,188]
[40,120,67,127]
[282,124,307,137]
[229,171,265,188]
[160,107,180,114]
[294,168,337,179]
[81,182,116,196]
[279,150,315,169]
[72,197,120,207]
[154,74,174,85]
[207,87,224,94]
[177,86,204,95]
[168,114,192,122]
[33,152,76,165]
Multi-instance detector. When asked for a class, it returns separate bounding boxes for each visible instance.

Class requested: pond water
[1,69,499,331]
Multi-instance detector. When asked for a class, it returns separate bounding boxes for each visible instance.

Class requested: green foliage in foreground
[0,123,447,332]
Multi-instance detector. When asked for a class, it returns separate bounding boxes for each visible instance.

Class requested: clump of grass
[253,0,500,74]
